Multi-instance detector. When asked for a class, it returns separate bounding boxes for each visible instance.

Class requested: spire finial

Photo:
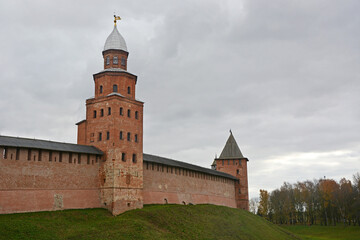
[114,15,121,26]
[230,129,232,135]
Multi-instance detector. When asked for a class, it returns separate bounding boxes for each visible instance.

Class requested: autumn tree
[258,189,270,219]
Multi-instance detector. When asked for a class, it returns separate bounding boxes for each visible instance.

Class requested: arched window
[127,109,131,118]
[132,154,137,163]
[127,86,131,94]
[100,85,103,94]
[121,57,126,66]
[127,132,131,141]
[120,107,123,116]
[106,56,110,65]
[93,110,97,118]
[121,153,126,162]
[113,84,118,92]
[108,107,111,115]
[135,134,138,143]
[164,198,168,204]
[113,56,118,64]
[135,111,138,119]
[236,169,239,175]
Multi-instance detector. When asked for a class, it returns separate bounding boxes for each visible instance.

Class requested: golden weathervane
[114,15,121,26]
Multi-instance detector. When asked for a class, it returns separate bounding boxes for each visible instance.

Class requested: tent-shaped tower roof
[218,131,244,159]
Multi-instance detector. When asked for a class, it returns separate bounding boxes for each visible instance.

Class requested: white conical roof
[103,25,127,52]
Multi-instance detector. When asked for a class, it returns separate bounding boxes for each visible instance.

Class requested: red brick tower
[76,19,144,215]
[214,131,249,210]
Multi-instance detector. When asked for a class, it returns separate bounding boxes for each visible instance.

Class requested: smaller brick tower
[77,18,144,215]
[214,131,249,210]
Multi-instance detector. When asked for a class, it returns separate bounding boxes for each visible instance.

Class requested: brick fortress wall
[0,146,101,214]
[143,161,237,208]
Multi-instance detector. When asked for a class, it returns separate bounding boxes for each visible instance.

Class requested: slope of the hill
[0,204,300,240]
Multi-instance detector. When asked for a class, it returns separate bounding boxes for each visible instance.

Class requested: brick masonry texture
[0,147,101,214]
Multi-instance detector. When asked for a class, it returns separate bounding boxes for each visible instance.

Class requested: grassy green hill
[0,204,299,240]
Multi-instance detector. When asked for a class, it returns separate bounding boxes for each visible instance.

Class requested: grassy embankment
[0,204,299,240]
[281,225,360,240]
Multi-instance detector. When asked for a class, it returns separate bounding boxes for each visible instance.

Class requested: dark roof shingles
[143,153,238,180]
[0,135,103,155]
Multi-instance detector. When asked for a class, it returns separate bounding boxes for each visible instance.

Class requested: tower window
[122,153,126,162]
[132,154,137,163]
[120,131,123,140]
[3,147,8,159]
[121,57,125,66]
[135,134,138,143]
[100,85,103,94]
[98,132,102,141]
[113,56,118,64]
[127,86,131,94]
[108,107,111,115]
[127,132,131,141]
[236,169,239,174]
[113,84,118,92]
[93,110,97,118]
[106,131,110,140]
[100,109,104,117]
[16,148,20,160]
[106,56,110,65]
[135,111,138,119]
[120,107,123,116]
[127,109,131,118]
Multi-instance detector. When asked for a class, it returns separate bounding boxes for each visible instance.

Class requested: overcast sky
[0,0,359,199]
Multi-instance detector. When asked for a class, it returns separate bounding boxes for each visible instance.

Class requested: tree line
[251,172,360,226]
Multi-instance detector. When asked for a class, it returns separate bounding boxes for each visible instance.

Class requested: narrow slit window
[135,111,138,119]
[16,148,20,160]
[127,86,131,94]
[3,147,8,159]
[120,107,123,116]
[127,109,131,118]
[93,110,97,118]
[100,109,104,117]
[113,84,118,92]
[108,107,111,115]
[98,132,102,141]
[78,153,81,164]
[135,134,138,143]
[49,151,52,162]
[122,153,126,162]
[106,131,110,140]
[100,85,103,94]
[119,131,123,140]
[132,154,137,163]
[127,132,131,141]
